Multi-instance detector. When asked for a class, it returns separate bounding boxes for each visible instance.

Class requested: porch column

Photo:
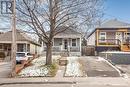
[68,38,70,52]
[80,37,82,56]
[26,43,27,52]
[96,29,99,46]
[61,38,64,51]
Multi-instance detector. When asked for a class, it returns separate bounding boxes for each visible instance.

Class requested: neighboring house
[87,19,130,53]
[0,30,41,57]
[42,27,82,56]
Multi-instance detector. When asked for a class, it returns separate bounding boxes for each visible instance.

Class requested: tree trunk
[46,43,52,65]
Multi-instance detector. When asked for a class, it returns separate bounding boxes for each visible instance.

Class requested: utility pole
[11,0,16,77]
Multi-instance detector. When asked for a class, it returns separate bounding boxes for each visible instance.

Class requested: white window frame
[125,32,130,39]
[99,32,106,42]
[71,38,77,47]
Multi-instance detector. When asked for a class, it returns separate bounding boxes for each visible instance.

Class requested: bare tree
[16,0,104,65]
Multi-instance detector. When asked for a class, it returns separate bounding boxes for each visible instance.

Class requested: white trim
[80,37,82,55]
[99,32,106,42]
[125,32,130,39]
[116,32,123,42]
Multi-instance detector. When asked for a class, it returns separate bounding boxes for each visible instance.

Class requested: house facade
[0,30,41,57]
[42,27,82,56]
[87,19,130,53]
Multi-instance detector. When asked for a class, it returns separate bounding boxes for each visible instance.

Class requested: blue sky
[1,0,130,29]
[104,0,130,23]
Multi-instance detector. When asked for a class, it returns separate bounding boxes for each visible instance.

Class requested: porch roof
[0,30,41,46]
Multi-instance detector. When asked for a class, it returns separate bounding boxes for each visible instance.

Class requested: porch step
[60,51,69,57]
[121,45,130,52]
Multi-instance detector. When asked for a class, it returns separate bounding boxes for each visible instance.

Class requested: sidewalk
[0,77,130,87]
[55,66,65,78]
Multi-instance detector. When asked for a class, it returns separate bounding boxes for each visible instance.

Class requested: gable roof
[0,30,40,46]
[47,26,81,38]
[87,19,130,39]
[97,19,130,28]
[47,26,81,35]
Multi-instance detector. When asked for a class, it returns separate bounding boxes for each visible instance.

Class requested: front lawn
[18,56,58,77]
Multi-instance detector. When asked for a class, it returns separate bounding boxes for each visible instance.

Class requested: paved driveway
[80,56,121,77]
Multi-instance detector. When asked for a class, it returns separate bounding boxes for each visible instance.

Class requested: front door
[64,39,68,50]
[116,32,123,42]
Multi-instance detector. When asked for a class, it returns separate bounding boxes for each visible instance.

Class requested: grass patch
[48,63,58,76]
[40,60,59,77]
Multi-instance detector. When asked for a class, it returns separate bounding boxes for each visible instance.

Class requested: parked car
[16,52,33,64]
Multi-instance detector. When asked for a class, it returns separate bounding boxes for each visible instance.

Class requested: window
[17,44,24,52]
[72,39,76,46]
[126,32,130,39]
[99,32,106,42]
[27,44,30,52]
[0,44,3,49]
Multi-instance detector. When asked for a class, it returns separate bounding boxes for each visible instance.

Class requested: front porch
[43,38,81,56]
[96,30,130,51]
[0,43,30,61]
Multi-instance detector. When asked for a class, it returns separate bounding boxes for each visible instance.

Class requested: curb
[0,81,76,86]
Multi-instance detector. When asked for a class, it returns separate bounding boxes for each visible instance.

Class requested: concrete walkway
[55,66,65,78]
[0,62,12,78]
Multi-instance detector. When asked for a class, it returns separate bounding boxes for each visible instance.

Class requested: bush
[47,63,58,76]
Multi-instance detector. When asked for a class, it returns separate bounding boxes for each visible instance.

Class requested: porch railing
[43,46,61,52]
[98,39,121,46]
[70,46,80,52]
[123,39,130,45]
[43,46,80,52]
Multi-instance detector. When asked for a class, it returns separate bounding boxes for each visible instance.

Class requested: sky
[104,0,130,23]
[1,0,130,29]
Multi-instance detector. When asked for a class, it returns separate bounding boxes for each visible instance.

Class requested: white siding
[30,44,41,55]
[87,32,95,46]
[30,44,36,54]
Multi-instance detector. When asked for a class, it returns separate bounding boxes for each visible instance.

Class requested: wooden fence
[82,46,95,56]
